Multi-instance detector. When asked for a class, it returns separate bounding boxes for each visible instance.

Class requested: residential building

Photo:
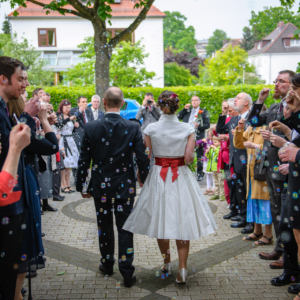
[195,39,208,58]
[220,39,242,51]
[248,21,300,84]
[7,0,165,87]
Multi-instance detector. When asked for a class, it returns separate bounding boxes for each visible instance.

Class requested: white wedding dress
[123,114,217,240]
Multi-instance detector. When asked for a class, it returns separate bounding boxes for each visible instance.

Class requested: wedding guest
[234,107,273,246]
[270,75,300,293]
[0,56,39,300]
[216,93,253,234]
[8,99,59,299]
[205,136,223,200]
[197,128,214,195]
[247,70,296,264]
[123,91,217,284]
[136,92,161,137]
[76,87,150,288]
[0,124,31,206]
[178,95,210,181]
[86,95,104,122]
[56,100,80,193]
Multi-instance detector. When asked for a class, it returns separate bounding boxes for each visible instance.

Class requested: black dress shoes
[241,223,254,234]
[41,233,45,237]
[223,212,238,220]
[21,288,26,295]
[43,204,58,212]
[197,174,204,181]
[99,263,113,276]
[271,273,299,286]
[231,215,241,221]
[124,274,136,288]
[288,283,300,294]
[53,196,65,201]
[230,221,247,228]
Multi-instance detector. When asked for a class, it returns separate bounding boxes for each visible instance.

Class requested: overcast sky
[154,0,299,40]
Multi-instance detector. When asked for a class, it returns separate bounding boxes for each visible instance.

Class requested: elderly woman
[233,104,273,246]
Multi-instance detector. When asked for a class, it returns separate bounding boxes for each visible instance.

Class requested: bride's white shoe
[175,268,187,284]
[161,262,172,275]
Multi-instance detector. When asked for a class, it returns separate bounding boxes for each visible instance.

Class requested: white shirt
[188,106,199,127]
[105,112,120,115]
[91,107,99,120]
[239,110,249,120]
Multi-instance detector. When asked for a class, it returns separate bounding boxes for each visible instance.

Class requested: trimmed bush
[27,84,275,123]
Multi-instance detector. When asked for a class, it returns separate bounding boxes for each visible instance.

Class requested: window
[107,29,134,43]
[291,39,300,47]
[121,102,128,111]
[72,52,85,65]
[38,29,56,47]
[57,51,72,66]
[43,52,56,65]
[257,43,261,49]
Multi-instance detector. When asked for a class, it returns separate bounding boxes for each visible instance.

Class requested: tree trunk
[93,20,111,111]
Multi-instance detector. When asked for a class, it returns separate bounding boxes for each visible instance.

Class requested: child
[205,136,223,200]
[197,128,214,195]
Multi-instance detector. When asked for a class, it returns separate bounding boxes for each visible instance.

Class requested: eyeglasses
[273,79,291,84]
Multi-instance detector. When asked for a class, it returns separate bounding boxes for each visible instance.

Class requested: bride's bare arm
[144,134,152,159]
[185,133,195,164]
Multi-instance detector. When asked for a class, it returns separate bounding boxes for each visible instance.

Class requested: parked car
[87,98,143,125]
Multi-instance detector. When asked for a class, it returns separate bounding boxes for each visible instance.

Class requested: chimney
[277,21,285,29]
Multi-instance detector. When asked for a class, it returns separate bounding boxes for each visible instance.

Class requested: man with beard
[247,70,295,268]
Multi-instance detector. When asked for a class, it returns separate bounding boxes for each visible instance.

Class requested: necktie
[279,103,283,113]
[238,115,242,121]
[82,111,86,124]
[5,107,9,117]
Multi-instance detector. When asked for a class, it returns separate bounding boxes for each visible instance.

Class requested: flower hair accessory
[170,93,179,102]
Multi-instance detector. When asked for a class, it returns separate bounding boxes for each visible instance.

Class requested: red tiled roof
[220,39,242,51]
[8,0,165,18]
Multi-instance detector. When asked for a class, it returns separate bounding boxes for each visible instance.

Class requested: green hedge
[27,84,275,123]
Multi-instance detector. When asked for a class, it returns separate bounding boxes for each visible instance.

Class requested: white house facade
[248,21,300,84]
[8,0,165,87]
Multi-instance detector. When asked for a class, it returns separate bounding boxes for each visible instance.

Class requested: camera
[147,100,153,105]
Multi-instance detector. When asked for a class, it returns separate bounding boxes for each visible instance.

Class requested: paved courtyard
[24,179,294,300]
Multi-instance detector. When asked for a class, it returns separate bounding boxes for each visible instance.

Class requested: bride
[123,91,217,284]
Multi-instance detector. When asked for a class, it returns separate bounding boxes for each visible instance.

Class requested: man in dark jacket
[178,95,210,181]
[0,56,40,299]
[246,70,295,265]
[76,87,149,288]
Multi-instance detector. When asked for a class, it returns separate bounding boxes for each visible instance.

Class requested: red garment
[56,152,60,162]
[0,171,22,207]
[155,157,185,182]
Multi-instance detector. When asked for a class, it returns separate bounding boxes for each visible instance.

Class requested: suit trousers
[52,169,61,198]
[280,188,300,275]
[0,211,26,300]
[196,146,204,176]
[234,172,247,222]
[266,172,284,254]
[94,198,135,280]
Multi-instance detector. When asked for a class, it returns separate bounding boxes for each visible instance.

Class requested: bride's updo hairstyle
[157,90,180,115]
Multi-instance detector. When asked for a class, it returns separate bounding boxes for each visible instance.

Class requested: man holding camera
[136,93,161,137]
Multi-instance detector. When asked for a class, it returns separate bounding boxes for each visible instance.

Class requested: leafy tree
[3,0,155,99]
[199,45,256,86]
[249,6,300,40]
[0,33,53,85]
[164,62,194,86]
[63,39,155,87]
[163,11,197,56]
[2,15,11,34]
[240,26,256,51]
[206,29,229,57]
[164,48,204,77]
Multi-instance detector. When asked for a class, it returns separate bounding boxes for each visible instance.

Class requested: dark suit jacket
[70,107,86,148]
[216,114,247,174]
[177,107,210,140]
[86,107,104,122]
[247,102,286,182]
[76,113,150,199]
[0,104,36,217]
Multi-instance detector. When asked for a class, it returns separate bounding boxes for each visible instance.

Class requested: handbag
[254,161,266,181]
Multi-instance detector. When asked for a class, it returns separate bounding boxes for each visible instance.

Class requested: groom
[76,87,150,287]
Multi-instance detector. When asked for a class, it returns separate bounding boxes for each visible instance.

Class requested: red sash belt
[155,157,185,182]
